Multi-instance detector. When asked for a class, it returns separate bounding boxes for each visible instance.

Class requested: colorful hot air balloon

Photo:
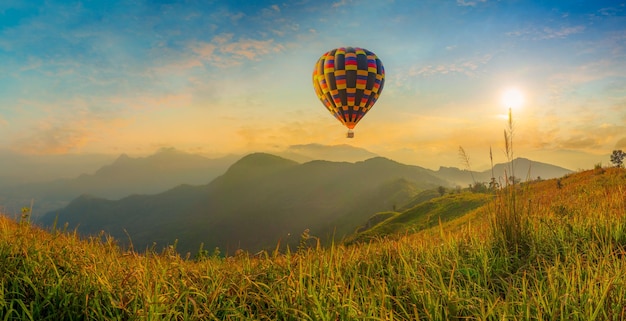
[312,47,385,138]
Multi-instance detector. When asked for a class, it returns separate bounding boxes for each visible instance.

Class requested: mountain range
[435,157,573,187]
[2,144,574,255]
[0,144,380,216]
[39,153,448,255]
[0,148,238,216]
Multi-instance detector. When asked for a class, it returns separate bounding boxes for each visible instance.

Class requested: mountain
[436,157,573,186]
[38,153,449,255]
[277,143,379,163]
[1,148,238,216]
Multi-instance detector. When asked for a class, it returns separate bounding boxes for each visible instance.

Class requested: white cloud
[409,54,493,77]
[193,34,285,67]
[457,0,487,7]
[541,26,586,39]
[506,25,586,40]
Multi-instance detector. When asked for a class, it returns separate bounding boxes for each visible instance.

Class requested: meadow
[1,166,625,320]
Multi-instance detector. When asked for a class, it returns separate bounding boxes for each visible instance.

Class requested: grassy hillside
[347,192,493,244]
[2,167,625,320]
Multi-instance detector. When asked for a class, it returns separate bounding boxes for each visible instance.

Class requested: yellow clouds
[12,125,90,154]
[113,93,194,112]
[8,91,194,155]
[11,116,129,155]
[616,137,626,149]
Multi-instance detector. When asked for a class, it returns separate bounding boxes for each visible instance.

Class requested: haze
[1,0,625,174]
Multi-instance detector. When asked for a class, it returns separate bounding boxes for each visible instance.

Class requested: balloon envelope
[312,47,385,133]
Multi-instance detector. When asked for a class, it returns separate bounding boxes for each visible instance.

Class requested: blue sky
[1,0,625,170]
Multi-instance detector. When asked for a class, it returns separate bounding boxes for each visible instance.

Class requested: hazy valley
[0,144,573,255]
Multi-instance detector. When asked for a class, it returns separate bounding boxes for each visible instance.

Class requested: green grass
[1,167,626,320]
[347,191,493,244]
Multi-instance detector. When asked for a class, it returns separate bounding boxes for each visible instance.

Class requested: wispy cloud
[193,34,285,67]
[529,115,626,152]
[229,11,245,24]
[11,114,128,155]
[456,0,487,7]
[506,25,586,40]
[616,137,626,149]
[7,96,130,154]
[541,26,586,39]
[13,124,90,154]
[262,4,281,16]
[332,0,353,8]
[409,54,493,77]
[597,4,625,17]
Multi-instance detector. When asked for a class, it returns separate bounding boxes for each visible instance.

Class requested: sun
[501,87,524,110]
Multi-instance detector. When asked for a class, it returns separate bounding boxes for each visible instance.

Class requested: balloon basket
[346,130,354,138]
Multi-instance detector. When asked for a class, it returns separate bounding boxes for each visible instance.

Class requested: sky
[1,0,625,171]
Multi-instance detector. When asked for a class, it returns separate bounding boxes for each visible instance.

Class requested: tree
[610,150,625,168]
[437,186,446,196]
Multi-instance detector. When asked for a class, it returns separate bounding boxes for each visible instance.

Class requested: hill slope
[347,192,493,243]
[2,168,625,320]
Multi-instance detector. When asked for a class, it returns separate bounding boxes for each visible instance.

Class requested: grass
[1,166,625,320]
[346,191,493,244]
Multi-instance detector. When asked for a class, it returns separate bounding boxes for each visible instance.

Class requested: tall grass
[490,108,532,258]
[1,167,626,319]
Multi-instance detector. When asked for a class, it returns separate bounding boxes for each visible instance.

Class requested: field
[1,167,625,320]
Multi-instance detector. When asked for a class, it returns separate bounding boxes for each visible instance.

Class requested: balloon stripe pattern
[313,47,385,130]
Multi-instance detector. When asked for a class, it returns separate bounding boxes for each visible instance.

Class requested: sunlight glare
[501,87,524,110]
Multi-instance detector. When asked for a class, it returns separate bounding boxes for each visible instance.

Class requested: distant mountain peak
[222,153,299,178]
[435,156,573,186]
[361,156,399,165]
[280,143,378,163]
[154,147,182,155]
[113,153,131,164]
[236,152,296,163]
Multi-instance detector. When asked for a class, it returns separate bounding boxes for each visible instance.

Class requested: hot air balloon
[312,47,385,138]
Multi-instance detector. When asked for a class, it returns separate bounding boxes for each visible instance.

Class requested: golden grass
[1,167,625,320]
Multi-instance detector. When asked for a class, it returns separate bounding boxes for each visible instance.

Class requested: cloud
[262,4,281,16]
[408,54,493,77]
[541,26,586,39]
[457,0,487,7]
[229,12,245,23]
[597,5,625,17]
[6,96,132,155]
[12,125,90,154]
[558,135,598,149]
[532,121,626,153]
[332,0,353,8]
[193,34,285,67]
[616,137,626,149]
[506,25,586,40]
